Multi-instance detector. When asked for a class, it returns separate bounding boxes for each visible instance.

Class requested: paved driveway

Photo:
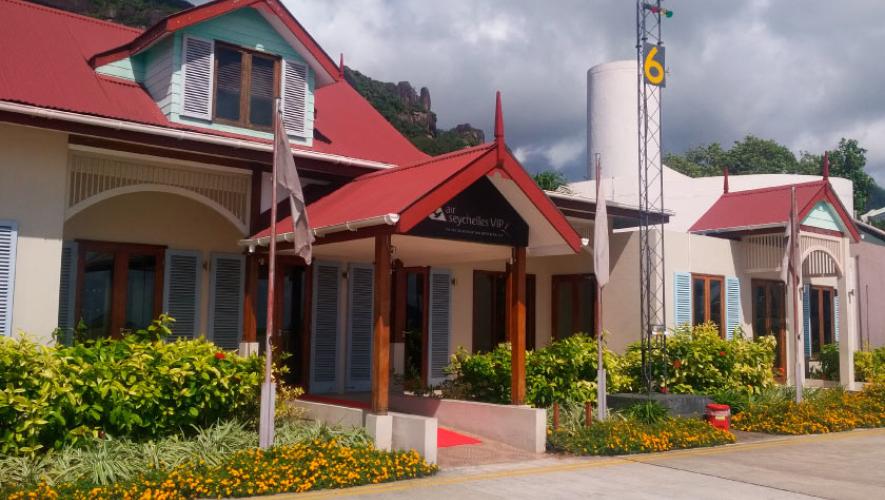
[282,428,885,500]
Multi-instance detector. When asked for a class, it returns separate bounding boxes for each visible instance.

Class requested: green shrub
[814,343,885,382]
[444,334,626,407]
[549,416,735,455]
[621,401,668,425]
[0,317,263,455]
[818,343,840,380]
[621,323,777,396]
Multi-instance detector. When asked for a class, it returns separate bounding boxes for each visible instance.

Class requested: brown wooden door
[551,274,595,340]
[752,280,786,380]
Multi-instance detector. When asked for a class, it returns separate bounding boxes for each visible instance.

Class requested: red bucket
[705,403,731,431]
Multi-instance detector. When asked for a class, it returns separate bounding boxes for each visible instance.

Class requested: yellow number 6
[644,46,664,86]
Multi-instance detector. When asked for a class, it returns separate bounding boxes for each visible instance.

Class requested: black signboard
[409,177,529,247]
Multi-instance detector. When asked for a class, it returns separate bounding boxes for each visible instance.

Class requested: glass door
[77,241,163,339]
[255,260,309,386]
[752,280,786,380]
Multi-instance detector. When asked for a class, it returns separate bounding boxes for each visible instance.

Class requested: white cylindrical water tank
[587,60,660,182]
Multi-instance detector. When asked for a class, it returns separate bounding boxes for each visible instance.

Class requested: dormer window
[214,43,279,130]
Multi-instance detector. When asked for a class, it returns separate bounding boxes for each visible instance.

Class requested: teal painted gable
[171,7,316,144]
[802,201,845,233]
[96,55,143,81]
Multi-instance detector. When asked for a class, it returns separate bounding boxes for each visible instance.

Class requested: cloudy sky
[282,0,885,184]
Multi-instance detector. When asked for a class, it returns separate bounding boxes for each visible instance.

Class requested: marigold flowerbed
[549,417,735,456]
[7,439,437,499]
[731,383,885,435]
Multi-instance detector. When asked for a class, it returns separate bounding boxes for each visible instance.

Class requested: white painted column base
[365,413,393,451]
[239,342,260,357]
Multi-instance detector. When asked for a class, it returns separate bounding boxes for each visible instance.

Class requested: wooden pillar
[242,254,259,344]
[510,246,527,405]
[372,233,392,414]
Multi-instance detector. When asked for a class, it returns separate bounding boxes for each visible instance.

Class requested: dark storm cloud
[285,0,885,184]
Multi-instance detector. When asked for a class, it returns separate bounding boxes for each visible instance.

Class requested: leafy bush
[444,334,626,407]
[6,438,437,499]
[621,323,777,396]
[731,382,885,434]
[621,401,668,425]
[0,318,263,455]
[813,343,885,382]
[0,420,373,489]
[549,416,735,455]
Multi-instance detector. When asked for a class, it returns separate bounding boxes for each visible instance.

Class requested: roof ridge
[723,179,825,198]
[356,143,495,181]
[10,0,144,34]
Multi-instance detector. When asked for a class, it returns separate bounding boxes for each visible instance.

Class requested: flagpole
[791,187,804,403]
[595,153,607,420]
[259,99,282,449]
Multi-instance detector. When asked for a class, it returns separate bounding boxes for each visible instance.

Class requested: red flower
[660,386,669,394]
[718,351,726,357]
[214,352,226,360]
[673,359,682,369]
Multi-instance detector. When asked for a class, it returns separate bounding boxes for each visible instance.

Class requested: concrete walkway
[280,428,885,500]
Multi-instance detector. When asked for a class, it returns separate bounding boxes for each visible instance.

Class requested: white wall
[0,123,68,341]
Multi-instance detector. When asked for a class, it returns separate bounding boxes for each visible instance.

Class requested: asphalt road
[280,427,885,500]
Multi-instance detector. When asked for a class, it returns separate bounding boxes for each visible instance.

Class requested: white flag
[594,159,609,288]
[274,106,315,264]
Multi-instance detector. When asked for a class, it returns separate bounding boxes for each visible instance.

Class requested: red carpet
[300,395,482,448]
[437,427,482,448]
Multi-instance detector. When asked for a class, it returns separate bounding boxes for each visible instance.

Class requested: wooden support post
[372,233,392,415]
[242,254,259,344]
[585,401,593,427]
[510,246,527,405]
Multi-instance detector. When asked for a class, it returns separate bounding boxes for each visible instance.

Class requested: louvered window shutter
[802,284,812,358]
[833,292,840,342]
[673,272,692,327]
[164,250,202,340]
[57,241,78,344]
[346,264,374,391]
[0,222,18,336]
[208,254,244,349]
[281,60,308,136]
[311,262,340,393]
[181,36,214,120]
[725,276,741,340]
[428,269,452,385]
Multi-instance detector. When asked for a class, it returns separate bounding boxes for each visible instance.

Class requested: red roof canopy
[689,180,859,241]
[249,143,582,252]
[0,0,427,167]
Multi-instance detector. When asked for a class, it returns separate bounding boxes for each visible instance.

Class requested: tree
[533,170,569,192]
[666,136,879,213]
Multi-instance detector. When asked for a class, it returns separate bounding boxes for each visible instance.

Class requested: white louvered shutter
[725,276,741,340]
[311,262,340,393]
[208,254,244,349]
[164,250,202,340]
[428,269,452,385]
[673,272,692,327]
[0,222,18,336]
[281,59,308,136]
[347,264,374,391]
[802,284,812,359]
[57,241,78,344]
[833,292,840,342]
[181,36,214,120]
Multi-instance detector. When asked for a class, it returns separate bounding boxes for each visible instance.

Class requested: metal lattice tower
[636,0,667,392]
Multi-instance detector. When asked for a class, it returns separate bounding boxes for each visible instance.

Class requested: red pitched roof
[0,0,428,166]
[689,180,859,241]
[250,143,583,252]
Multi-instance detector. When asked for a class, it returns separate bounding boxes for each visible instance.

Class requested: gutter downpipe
[0,101,394,170]
[240,213,400,252]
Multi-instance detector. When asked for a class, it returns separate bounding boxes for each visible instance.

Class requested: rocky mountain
[344,68,485,156]
[30,0,193,28]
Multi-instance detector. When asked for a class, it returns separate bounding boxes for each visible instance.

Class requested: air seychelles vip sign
[410,177,529,247]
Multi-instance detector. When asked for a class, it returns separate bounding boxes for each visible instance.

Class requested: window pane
[709,279,722,330]
[125,255,156,331]
[822,290,833,345]
[753,284,766,336]
[692,278,705,325]
[810,289,821,355]
[556,281,574,339]
[473,273,494,353]
[81,252,114,339]
[215,46,242,121]
[249,56,275,127]
[771,283,785,334]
